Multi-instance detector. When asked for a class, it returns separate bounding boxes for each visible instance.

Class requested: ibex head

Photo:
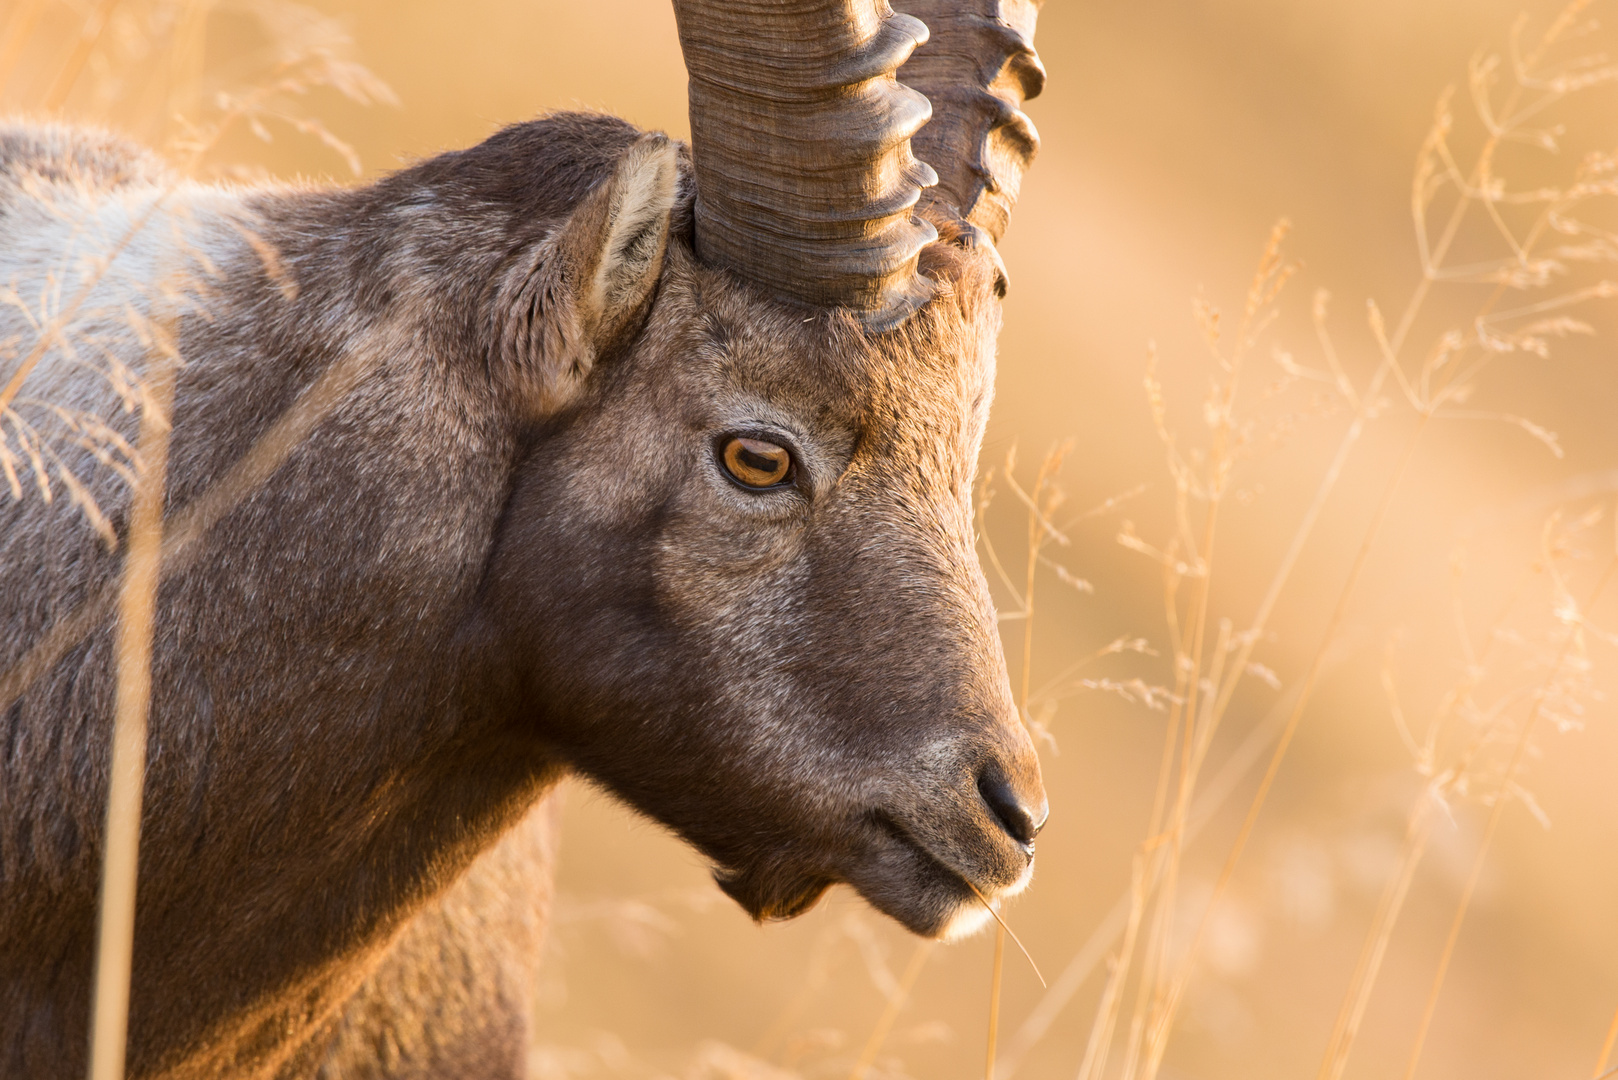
[475,0,1049,939]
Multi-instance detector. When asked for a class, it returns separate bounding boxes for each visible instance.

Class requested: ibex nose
[977,767,1048,854]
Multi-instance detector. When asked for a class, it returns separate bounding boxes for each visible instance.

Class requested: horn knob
[673,0,942,327]
[894,0,1046,245]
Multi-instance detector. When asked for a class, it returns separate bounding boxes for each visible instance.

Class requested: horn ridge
[672,0,942,325]
[893,0,1046,246]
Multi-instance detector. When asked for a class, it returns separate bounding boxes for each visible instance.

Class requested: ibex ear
[500,133,679,413]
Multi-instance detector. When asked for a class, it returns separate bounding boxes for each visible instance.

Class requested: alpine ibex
[0,1,1050,1076]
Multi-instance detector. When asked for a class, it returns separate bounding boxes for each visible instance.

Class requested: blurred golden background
[7,1,1618,1078]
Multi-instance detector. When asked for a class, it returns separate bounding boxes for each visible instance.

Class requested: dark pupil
[738,446,781,479]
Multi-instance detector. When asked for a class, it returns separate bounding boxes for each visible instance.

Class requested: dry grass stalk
[1596,1006,1618,1078]
[983,926,1004,1080]
[87,318,175,1080]
[963,881,1045,991]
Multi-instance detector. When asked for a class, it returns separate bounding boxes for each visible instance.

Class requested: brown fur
[0,112,1045,1078]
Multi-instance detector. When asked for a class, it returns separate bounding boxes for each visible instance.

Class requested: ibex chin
[0,1,1050,1076]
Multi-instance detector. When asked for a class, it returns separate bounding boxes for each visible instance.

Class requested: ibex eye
[720,436,793,489]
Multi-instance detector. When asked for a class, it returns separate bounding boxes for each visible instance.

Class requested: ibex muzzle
[0,0,1050,1075]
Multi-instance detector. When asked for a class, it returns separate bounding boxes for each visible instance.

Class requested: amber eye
[720,436,794,489]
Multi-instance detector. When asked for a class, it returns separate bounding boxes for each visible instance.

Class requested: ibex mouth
[855,809,1034,941]
[704,805,1034,939]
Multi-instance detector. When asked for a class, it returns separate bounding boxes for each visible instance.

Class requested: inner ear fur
[499,133,679,413]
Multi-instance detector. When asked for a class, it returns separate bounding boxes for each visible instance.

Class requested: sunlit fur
[0,113,1045,1079]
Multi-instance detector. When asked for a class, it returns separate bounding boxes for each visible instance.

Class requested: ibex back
[0,2,1051,1077]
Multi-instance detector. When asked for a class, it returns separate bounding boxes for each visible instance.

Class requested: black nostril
[977,769,1042,849]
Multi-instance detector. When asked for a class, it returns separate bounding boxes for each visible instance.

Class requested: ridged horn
[892,0,1046,245]
[671,0,942,327]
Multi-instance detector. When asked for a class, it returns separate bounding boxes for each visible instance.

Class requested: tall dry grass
[7,1,1618,1079]
[979,5,1618,1079]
